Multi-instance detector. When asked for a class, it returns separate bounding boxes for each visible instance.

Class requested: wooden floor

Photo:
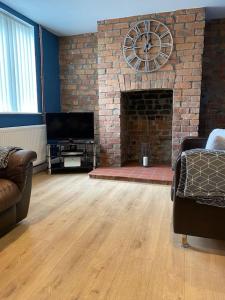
[1,173,225,300]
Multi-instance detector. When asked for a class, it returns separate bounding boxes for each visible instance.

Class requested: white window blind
[0,10,38,113]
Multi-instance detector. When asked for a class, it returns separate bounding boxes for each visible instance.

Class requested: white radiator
[0,124,47,166]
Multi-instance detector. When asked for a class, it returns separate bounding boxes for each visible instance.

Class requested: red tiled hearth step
[89,165,173,185]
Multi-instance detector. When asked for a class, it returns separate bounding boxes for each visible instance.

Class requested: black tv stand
[47,140,96,174]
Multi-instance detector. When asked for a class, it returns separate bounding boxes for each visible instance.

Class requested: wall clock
[122,19,173,73]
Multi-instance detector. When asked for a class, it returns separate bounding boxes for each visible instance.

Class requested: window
[0,10,38,113]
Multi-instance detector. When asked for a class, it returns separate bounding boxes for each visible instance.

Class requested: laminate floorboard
[0,173,225,300]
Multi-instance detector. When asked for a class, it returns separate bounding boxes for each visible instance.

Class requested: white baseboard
[33,162,47,174]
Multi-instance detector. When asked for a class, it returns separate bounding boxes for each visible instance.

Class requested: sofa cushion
[205,129,225,150]
[0,179,21,213]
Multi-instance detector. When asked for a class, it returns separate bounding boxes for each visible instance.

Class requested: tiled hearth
[89,165,173,185]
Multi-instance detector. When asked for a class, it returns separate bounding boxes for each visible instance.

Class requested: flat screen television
[46,112,94,142]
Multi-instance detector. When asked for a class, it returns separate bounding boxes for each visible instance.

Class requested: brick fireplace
[98,8,205,167]
[60,7,206,167]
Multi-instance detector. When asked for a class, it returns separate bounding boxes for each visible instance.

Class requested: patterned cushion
[176,154,186,196]
[176,149,225,207]
[180,149,225,198]
[205,129,225,150]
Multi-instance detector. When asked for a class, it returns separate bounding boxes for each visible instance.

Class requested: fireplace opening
[120,89,173,166]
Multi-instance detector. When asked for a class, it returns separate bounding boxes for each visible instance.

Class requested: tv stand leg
[93,144,96,169]
[181,235,189,248]
[47,144,52,174]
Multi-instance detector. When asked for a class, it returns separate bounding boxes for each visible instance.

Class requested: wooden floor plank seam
[0,173,225,299]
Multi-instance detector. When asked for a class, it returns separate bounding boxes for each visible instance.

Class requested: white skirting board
[33,162,48,174]
[0,124,47,166]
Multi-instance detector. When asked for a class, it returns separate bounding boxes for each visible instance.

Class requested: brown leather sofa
[0,150,37,236]
[172,137,225,244]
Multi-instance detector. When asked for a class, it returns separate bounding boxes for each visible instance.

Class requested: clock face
[122,20,173,73]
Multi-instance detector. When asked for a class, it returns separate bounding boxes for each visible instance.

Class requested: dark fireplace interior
[121,89,173,166]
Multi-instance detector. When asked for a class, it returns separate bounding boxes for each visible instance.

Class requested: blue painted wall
[0,2,61,127]
[42,29,61,113]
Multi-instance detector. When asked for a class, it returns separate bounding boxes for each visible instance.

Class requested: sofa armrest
[181,137,207,152]
[5,150,37,191]
[172,137,207,200]
[171,155,181,201]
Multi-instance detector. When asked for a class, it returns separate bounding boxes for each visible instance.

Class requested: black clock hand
[145,32,150,44]
[148,32,151,44]
[144,33,148,45]
[144,33,150,53]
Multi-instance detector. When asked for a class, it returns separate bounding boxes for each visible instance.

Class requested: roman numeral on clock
[155,23,161,33]
[161,42,172,47]
[154,59,160,69]
[160,30,170,39]
[127,52,136,63]
[144,60,150,72]
[126,35,135,43]
[134,58,142,70]
[123,45,134,51]
[133,25,141,35]
[144,20,150,33]
[159,52,169,60]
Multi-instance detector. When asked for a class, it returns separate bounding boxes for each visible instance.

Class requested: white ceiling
[2,0,225,36]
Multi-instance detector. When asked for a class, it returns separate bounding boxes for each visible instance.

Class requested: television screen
[46,112,94,141]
